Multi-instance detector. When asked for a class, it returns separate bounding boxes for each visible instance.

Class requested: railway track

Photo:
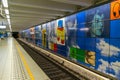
[17,39,87,80]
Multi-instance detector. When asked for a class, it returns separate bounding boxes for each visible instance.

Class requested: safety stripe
[16,43,35,80]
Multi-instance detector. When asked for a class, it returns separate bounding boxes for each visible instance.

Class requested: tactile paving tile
[11,47,30,80]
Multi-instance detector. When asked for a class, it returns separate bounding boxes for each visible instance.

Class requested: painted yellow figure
[56,20,65,45]
[42,29,46,47]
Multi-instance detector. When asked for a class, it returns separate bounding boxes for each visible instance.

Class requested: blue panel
[110,20,120,38]
[65,14,77,47]
[110,39,120,58]
[57,45,67,57]
[77,11,86,23]
[77,23,86,37]
[86,8,95,23]
[77,38,85,50]
[85,38,96,51]
[77,11,86,37]
[58,20,63,28]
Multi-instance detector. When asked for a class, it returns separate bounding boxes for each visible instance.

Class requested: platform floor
[0,37,50,80]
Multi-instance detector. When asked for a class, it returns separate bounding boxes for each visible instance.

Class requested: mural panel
[65,14,77,57]
[47,21,57,51]
[111,0,120,20]
[42,24,47,48]
[70,47,95,66]
[30,27,35,44]
[56,18,66,45]
[35,25,42,46]
[86,4,110,38]
[96,38,109,74]
[110,20,120,38]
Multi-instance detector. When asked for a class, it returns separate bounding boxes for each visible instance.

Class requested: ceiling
[2,0,109,32]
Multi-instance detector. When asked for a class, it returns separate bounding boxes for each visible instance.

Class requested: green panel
[70,47,77,58]
[76,55,85,62]
[76,48,86,56]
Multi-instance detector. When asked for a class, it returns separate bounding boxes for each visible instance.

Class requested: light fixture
[2,0,8,8]
[5,9,9,14]
[0,25,6,29]
[2,0,12,31]
[80,28,89,31]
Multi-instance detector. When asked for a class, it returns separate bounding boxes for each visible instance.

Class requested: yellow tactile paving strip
[12,44,30,80]
[15,42,35,80]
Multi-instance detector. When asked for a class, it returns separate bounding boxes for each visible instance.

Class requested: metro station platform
[0,37,50,80]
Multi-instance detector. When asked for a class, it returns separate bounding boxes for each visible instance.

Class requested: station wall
[19,0,120,79]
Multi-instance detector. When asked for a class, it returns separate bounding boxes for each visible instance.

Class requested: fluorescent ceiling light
[2,0,8,8]
[5,9,9,14]
[9,25,12,32]
[6,15,10,18]
[0,26,6,29]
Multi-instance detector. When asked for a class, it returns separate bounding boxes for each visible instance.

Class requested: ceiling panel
[7,0,108,32]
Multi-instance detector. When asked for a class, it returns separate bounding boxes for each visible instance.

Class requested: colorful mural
[20,1,120,79]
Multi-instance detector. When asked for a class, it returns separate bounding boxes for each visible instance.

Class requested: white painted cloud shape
[96,39,120,56]
[98,59,120,78]
[98,59,109,73]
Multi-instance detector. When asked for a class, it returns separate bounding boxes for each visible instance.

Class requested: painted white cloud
[97,39,120,56]
[98,59,109,73]
[110,61,120,75]
[111,61,120,67]
[98,59,120,78]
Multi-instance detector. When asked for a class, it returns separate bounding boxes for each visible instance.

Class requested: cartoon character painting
[56,20,65,45]
[42,29,46,47]
[90,10,104,37]
[42,24,47,48]
[86,4,110,38]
